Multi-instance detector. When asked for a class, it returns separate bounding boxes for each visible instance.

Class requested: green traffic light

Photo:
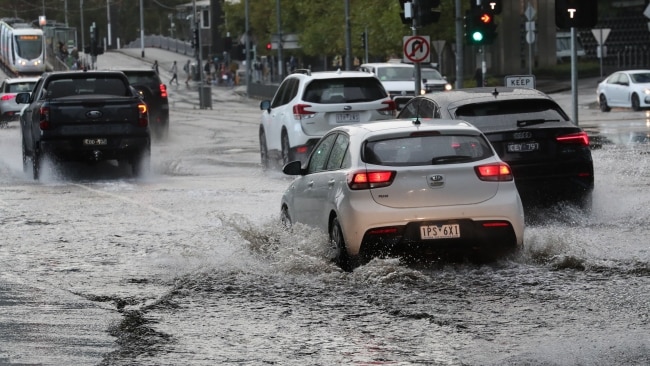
[472,31,484,42]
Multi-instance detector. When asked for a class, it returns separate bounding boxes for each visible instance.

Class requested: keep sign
[504,75,536,89]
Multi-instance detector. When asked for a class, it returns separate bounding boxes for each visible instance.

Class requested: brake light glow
[475,163,513,181]
[293,104,315,120]
[481,221,511,228]
[1,94,16,101]
[39,106,50,130]
[556,131,589,146]
[367,227,399,235]
[348,170,396,190]
[296,145,309,154]
[379,100,397,116]
[159,84,168,98]
[138,102,149,127]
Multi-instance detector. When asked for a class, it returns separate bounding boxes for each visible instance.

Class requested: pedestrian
[152,60,159,75]
[474,67,483,87]
[170,61,178,85]
[204,60,212,83]
[184,59,191,85]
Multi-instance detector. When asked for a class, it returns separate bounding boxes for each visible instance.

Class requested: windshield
[14,34,43,60]
[421,69,443,81]
[376,66,414,82]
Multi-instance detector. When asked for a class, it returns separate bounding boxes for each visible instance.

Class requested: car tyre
[21,140,29,173]
[260,128,270,170]
[281,131,293,167]
[599,94,611,112]
[32,147,41,180]
[280,205,291,229]
[631,93,641,111]
[330,217,357,272]
[132,148,151,177]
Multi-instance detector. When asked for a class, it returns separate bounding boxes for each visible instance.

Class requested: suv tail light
[348,170,396,190]
[39,106,50,130]
[1,94,16,101]
[138,102,149,127]
[379,100,397,116]
[293,104,315,120]
[475,163,513,181]
[556,131,589,146]
[159,84,168,98]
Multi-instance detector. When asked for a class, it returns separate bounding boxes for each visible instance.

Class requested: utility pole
[276,0,283,82]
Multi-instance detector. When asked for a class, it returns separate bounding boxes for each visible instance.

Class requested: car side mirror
[15,92,30,104]
[260,100,271,112]
[282,160,303,176]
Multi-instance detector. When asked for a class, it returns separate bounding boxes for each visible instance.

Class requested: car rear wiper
[517,119,560,127]
[431,155,473,164]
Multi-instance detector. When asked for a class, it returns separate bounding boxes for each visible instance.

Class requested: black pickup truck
[16,71,151,180]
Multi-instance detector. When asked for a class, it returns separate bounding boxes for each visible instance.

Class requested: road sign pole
[412,0,420,97]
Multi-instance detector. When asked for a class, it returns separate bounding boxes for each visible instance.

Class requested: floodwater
[0,51,648,366]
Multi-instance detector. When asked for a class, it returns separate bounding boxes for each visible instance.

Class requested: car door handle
[328,179,335,186]
[307,181,314,188]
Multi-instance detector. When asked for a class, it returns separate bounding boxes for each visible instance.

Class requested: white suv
[259,69,396,169]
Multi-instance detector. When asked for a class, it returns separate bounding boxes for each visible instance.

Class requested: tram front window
[15,35,43,60]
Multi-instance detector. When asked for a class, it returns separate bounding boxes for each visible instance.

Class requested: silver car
[280,119,525,271]
[0,77,39,125]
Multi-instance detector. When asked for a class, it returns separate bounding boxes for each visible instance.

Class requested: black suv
[118,68,169,139]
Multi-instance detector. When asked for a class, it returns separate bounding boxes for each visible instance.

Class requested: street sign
[504,75,536,89]
[403,35,430,63]
[591,28,611,45]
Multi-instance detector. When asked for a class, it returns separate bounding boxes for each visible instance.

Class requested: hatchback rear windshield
[303,77,387,104]
[455,99,569,130]
[364,134,493,166]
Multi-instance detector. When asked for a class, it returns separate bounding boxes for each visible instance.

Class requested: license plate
[336,112,360,123]
[83,138,107,146]
[420,224,460,240]
[507,142,539,152]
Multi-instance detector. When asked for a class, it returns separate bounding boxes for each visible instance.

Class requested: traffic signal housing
[191,28,199,49]
[465,9,497,45]
[360,32,366,50]
[555,0,598,29]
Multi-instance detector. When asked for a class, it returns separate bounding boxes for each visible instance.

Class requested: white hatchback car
[0,76,40,126]
[280,119,525,271]
[597,69,650,112]
[259,69,396,169]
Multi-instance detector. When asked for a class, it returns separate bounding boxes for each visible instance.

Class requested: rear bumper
[40,136,150,162]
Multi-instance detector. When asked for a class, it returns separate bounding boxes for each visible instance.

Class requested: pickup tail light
[138,103,149,127]
[557,131,589,146]
[348,170,396,190]
[39,106,50,130]
[293,104,315,120]
[475,163,513,181]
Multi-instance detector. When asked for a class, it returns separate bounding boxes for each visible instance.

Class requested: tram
[0,18,46,75]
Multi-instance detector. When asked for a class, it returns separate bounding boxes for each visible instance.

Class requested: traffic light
[555,0,597,29]
[360,32,366,50]
[471,0,502,15]
[192,28,199,49]
[418,0,441,26]
[266,42,272,51]
[465,9,497,45]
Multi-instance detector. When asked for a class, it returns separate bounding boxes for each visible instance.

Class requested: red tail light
[159,84,168,98]
[379,100,397,116]
[556,131,589,146]
[138,102,149,127]
[475,163,513,181]
[481,221,511,228]
[296,145,309,154]
[293,103,315,120]
[1,94,15,101]
[348,170,396,190]
[39,106,50,130]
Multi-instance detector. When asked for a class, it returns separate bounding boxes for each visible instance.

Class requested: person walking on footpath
[184,59,191,85]
[170,61,179,85]
[152,60,159,75]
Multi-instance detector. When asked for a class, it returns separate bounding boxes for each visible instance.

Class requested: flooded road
[0,51,648,365]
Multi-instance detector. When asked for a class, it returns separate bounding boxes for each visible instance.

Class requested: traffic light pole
[412,0,421,98]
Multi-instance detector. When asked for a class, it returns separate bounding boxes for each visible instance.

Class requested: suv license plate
[507,142,539,152]
[336,112,360,123]
[83,138,108,146]
[420,224,460,240]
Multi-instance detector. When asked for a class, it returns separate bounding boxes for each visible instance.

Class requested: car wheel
[21,140,29,173]
[132,148,151,177]
[281,132,293,167]
[280,205,291,229]
[599,94,611,112]
[259,128,270,170]
[330,217,356,272]
[631,93,641,111]
[576,190,593,214]
[32,147,41,180]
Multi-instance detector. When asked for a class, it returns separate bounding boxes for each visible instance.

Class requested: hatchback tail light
[39,106,50,130]
[293,103,315,120]
[159,84,168,98]
[556,131,589,146]
[1,94,16,101]
[378,100,397,116]
[475,163,513,181]
[348,170,396,190]
[138,102,149,127]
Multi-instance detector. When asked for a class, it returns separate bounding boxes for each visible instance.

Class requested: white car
[0,76,40,126]
[259,69,396,169]
[280,119,525,271]
[359,62,423,110]
[597,69,650,112]
[421,67,452,93]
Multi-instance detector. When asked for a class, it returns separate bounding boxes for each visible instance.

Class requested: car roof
[333,118,480,136]
[360,62,414,68]
[3,77,40,83]
[286,69,379,80]
[418,87,552,107]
